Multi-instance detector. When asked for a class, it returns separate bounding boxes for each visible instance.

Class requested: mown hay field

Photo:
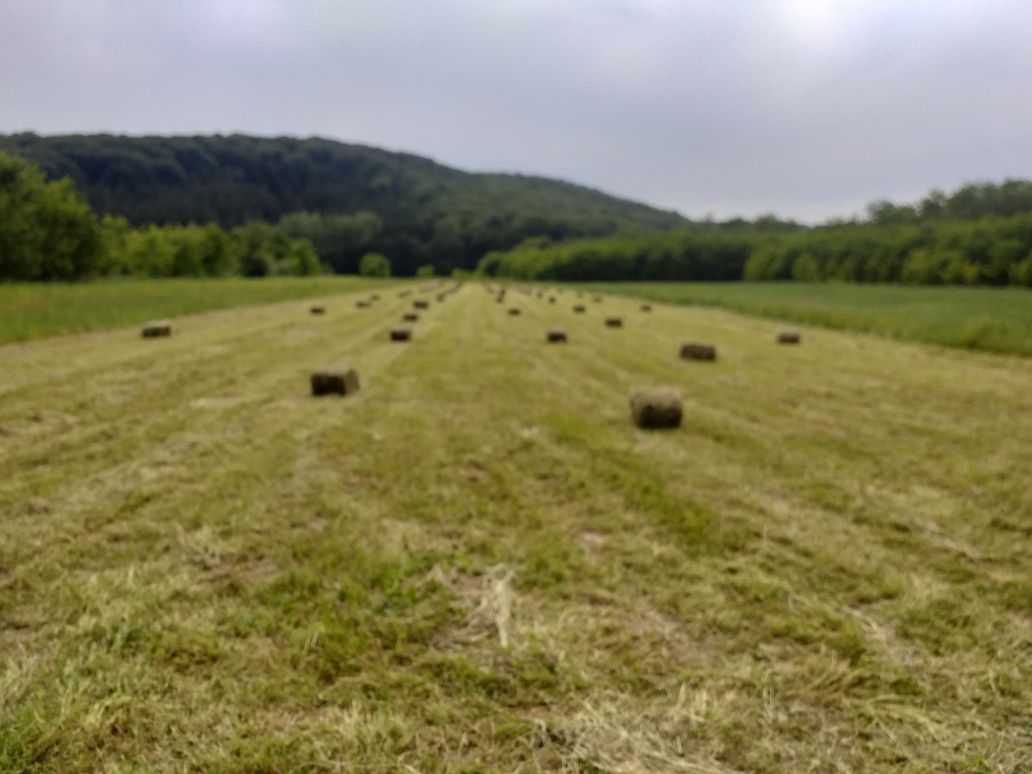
[0,276,399,345]
[580,281,1032,356]
[1,282,1030,771]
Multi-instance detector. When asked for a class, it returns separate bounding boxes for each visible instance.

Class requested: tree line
[478,214,1032,287]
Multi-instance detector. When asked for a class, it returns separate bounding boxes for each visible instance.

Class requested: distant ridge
[0,132,686,274]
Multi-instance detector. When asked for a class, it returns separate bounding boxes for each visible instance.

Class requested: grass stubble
[0,282,1030,771]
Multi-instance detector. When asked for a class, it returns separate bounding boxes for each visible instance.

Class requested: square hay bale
[604,317,623,328]
[413,300,429,309]
[508,308,521,316]
[370,294,380,301]
[403,312,419,322]
[546,330,568,343]
[356,300,370,309]
[640,304,652,312]
[680,343,717,361]
[390,328,412,342]
[630,389,682,429]
[573,305,586,313]
[310,369,359,396]
[141,320,173,338]
[548,297,557,304]
[310,305,326,315]
[777,331,801,344]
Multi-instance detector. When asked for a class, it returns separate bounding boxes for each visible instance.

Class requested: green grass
[1,283,1030,770]
[0,276,401,344]
[579,282,1032,356]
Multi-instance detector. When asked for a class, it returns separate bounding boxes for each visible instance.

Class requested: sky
[1,0,1031,222]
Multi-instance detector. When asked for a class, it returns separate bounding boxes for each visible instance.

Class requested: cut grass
[0,276,402,344]
[0,283,1030,770]
[577,281,1032,356]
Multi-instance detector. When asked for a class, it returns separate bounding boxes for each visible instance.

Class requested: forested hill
[0,133,686,274]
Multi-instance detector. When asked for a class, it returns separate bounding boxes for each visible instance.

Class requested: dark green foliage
[0,133,686,275]
[482,214,1032,287]
[0,152,103,280]
[359,252,391,277]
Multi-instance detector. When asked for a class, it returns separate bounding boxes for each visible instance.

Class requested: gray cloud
[1,0,1031,221]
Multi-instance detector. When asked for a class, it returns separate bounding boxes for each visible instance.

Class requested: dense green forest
[0,133,686,276]
[479,208,1032,286]
[0,151,322,280]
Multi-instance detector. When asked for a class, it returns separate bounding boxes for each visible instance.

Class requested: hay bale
[403,312,419,322]
[310,305,326,315]
[680,343,717,361]
[573,305,586,313]
[546,330,567,343]
[548,297,557,304]
[370,294,380,301]
[640,304,652,312]
[356,300,370,309]
[413,300,429,309]
[777,331,801,344]
[630,389,682,429]
[592,296,602,303]
[508,308,521,316]
[604,317,623,328]
[390,328,412,342]
[141,320,173,338]
[310,368,359,396]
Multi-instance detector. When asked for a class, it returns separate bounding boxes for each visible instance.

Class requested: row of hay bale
[498,285,804,429]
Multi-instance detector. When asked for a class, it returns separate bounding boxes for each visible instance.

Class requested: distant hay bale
[390,328,412,342]
[310,305,326,315]
[546,330,567,343]
[640,304,652,312]
[310,368,359,396]
[548,296,557,304]
[141,320,173,338]
[370,294,380,301]
[403,312,419,322]
[413,300,429,309]
[508,308,521,316]
[592,296,602,303]
[356,300,370,309]
[777,331,801,344]
[573,305,586,313]
[680,343,717,361]
[436,294,446,302]
[604,317,623,328]
[630,389,682,429]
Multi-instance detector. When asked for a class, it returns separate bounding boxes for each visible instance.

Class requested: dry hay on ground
[390,328,412,342]
[309,305,326,315]
[605,317,623,328]
[680,343,717,361]
[546,330,568,343]
[402,313,419,322]
[573,305,586,314]
[413,300,429,310]
[777,331,801,344]
[509,308,522,316]
[309,369,360,396]
[630,389,683,429]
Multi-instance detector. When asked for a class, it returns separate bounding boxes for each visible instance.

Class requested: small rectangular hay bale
[403,312,419,322]
[640,304,652,312]
[680,343,717,361]
[390,328,412,342]
[310,305,326,315]
[310,369,359,396]
[777,331,801,344]
[356,300,370,308]
[141,321,172,338]
[413,300,429,309]
[605,317,623,328]
[546,330,567,343]
[508,308,521,316]
[573,305,586,313]
[630,389,682,429]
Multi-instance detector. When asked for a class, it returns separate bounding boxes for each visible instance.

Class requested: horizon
[2,1,1031,222]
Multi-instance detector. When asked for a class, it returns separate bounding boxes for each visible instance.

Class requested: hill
[0,133,686,275]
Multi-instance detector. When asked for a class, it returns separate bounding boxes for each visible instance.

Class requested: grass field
[0,276,398,345]
[1,283,1030,771]
[580,282,1032,357]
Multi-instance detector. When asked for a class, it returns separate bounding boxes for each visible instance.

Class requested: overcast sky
[1,0,1030,222]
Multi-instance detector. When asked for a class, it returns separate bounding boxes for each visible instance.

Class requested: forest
[3,132,1032,285]
[0,132,685,276]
